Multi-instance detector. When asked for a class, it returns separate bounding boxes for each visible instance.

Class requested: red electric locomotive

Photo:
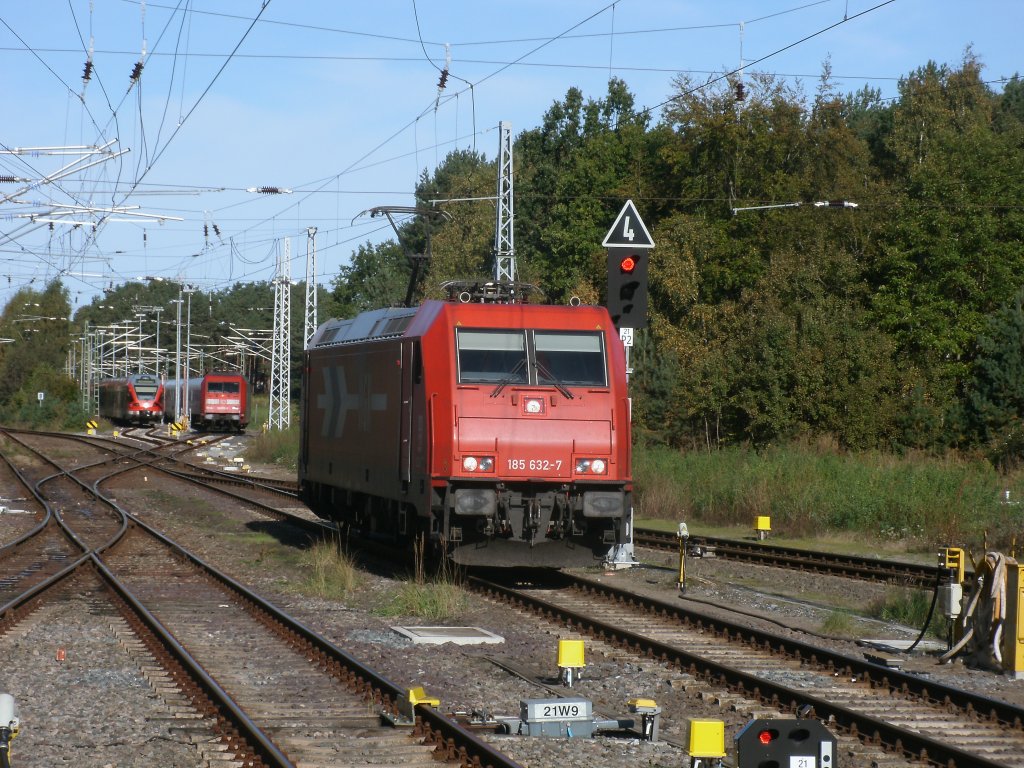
[182,372,252,432]
[299,292,633,567]
[97,374,165,425]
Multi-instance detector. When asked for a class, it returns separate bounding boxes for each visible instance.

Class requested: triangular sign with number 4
[602,199,654,249]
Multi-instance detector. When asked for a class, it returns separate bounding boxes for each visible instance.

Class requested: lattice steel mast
[303,227,317,348]
[493,121,515,283]
[269,238,291,430]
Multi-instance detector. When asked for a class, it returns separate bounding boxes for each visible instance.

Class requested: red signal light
[619,256,636,273]
[758,729,775,745]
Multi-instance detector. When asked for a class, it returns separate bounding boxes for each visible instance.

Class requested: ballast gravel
[5,452,1024,768]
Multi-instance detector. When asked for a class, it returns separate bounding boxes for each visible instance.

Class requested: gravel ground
[5,435,1024,768]
[0,591,207,768]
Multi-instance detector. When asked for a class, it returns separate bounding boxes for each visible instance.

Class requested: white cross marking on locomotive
[317,365,387,438]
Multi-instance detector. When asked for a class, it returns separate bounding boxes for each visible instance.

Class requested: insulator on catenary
[83,60,93,82]
[130,61,143,82]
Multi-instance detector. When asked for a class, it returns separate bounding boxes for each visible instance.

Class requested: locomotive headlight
[524,397,545,414]
[462,456,495,473]
[575,458,608,475]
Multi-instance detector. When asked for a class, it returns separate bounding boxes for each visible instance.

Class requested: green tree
[330,240,412,315]
[867,55,1024,442]
[0,281,79,425]
[516,78,652,301]
[964,290,1024,451]
[417,151,499,296]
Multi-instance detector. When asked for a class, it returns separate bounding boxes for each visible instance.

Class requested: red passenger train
[97,374,165,425]
[299,293,633,567]
[180,372,252,432]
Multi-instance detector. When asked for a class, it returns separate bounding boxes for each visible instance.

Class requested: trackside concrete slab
[391,626,505,645]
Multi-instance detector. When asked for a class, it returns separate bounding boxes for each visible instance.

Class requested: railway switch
[492,696,658,741]
[627,698,661,741]
[686,719,725,767]
[755,516,771,540]
[557,639,586,687]
[0,693,19,768]
[735,717,836,768]
[518,698,623,738]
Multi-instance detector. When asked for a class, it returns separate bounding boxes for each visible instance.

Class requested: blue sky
[0,0,1019,314]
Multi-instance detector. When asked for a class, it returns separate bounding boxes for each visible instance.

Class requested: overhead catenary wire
[1,1,271,298]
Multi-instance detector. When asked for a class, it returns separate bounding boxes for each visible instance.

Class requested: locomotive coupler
[526,499,541,546]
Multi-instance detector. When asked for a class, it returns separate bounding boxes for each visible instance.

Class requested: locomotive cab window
[457,330,528,383]
[535,331,606,387]
[456,329,607,388]
[133,377,160,399]
[207,381,241,393]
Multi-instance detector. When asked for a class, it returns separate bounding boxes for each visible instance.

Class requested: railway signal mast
[603,199,654,379]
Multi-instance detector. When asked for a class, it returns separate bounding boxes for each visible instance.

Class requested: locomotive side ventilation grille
[312,308,416,348]
[317,327,342,345]
[375,315,413,337]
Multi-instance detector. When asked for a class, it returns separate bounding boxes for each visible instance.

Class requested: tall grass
[868,587,947,638]
[374,579,468,621]
[634,441,1024,553]
[374,536,468,620]
[245,420,299,471]
[301,538,362,598]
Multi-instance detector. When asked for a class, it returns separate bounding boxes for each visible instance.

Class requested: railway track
[634,525,950,589]
[12,425,1016,765]
[4,427,319,533]
[0,429,523,768]
[470,570,1024,767]
[5,425,298,500]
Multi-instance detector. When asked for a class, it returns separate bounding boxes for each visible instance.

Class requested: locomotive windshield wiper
[534,360,574,399]
[490,358,527,397]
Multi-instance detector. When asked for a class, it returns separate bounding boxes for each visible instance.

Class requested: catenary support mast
[269,238,291,430]
[303,227,317,348]
[494,121,515,283]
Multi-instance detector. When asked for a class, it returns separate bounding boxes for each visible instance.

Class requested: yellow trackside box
[687,719,726,758]
[941,547,966,585]
[557,639,585,669]
[628,698,659,713]
[1003,561,1024,679]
